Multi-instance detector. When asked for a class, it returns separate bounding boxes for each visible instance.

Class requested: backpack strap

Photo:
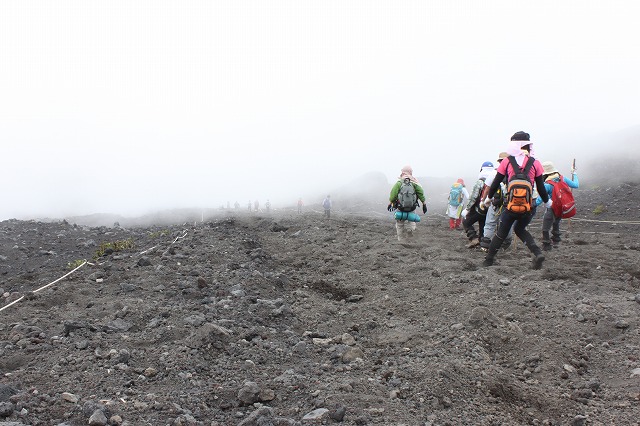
[507,155,534,182]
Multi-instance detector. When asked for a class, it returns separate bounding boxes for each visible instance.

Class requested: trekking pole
[568,158,576,233]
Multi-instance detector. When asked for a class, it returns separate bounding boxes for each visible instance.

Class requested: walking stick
[568,158,576,233]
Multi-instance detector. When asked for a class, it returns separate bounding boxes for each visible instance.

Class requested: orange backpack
[505,156,534,214]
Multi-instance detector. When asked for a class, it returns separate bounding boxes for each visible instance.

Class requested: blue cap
[481,161,494,168]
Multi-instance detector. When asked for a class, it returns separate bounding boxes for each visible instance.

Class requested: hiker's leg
[483,206,496,239]
[395,220,406,241]
[449,218,455,229]
[484,211,515,265]
[551,217,562,244]
[464,210,479,240]
[407,221,417,238]
[454,218,462,229]
[478,213,487,240]
[541,208,554,250]
[513,211,545,269]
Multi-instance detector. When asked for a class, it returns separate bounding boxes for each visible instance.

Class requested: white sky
[1,0,639,219]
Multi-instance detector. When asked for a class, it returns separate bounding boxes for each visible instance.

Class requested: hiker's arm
[536,182,552,205]
[564,174,579,188]
[466,182,480,209]
[414,184,426,203]
[389,182,401,202]
[485,172,505,199]
[535,175,550,203]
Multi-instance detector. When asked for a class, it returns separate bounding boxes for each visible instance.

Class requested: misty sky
[1,1,639,220]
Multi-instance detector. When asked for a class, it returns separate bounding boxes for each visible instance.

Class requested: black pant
[487,208,541,257]
[463,208,486,241]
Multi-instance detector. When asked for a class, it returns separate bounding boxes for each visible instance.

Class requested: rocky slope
[0,183,639,426]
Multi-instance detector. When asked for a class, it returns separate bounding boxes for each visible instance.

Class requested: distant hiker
[446,178,469,230]
[322,195,332,218]
[297,198,304,214]
[482,131,552,269]
[481,152,514,251]
[254,200,260,212]
[388,165,427,241]
[248,201,252,212]
[265,199,271,213]
[538,161,579,251]
[462,162,494,248]
[234,201,240,210]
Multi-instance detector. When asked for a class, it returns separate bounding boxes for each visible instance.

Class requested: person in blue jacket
[538,161,579,250]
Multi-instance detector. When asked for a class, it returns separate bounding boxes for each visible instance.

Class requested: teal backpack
[449,184,463,207]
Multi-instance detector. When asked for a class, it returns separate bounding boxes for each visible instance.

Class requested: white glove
[461,209,468,218]
[544,199,553,209]
[482,197,492,208]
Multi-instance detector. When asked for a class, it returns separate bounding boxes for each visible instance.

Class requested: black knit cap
[511,131,530,141]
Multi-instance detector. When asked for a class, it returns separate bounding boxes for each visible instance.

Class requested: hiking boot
[482,256,495,267]
[467,239,480,248]
[532,254,545,270]
[542,242,552,251]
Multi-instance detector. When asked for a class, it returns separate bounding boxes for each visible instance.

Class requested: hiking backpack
[397,178,418,212]
[548,178,576,218]
[505,156,535,214]
[448,184,463,207]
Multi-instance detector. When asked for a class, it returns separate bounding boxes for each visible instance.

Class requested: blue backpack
[449,184,463,207]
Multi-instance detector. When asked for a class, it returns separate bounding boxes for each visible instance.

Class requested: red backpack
[548,177,576,218]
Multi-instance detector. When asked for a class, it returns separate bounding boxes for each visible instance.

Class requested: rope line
[0,260,88,313]
[1,228,190,315]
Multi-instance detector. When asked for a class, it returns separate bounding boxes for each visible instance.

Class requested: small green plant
[593,204,606,215]
[94,239,135,259]
[67,259,86,269]
[148,229,169,239]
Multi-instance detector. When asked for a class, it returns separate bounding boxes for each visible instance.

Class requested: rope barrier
[570,218,640,225]
[1,228,191,314]
[0,260,88,313]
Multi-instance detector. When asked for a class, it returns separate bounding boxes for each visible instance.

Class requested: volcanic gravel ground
[0,184,639,426]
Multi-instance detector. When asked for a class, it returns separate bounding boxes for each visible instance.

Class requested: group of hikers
[388,131,579,269]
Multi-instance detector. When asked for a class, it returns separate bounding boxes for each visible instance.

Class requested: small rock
[88,409,108,426]
[499,278,510,286]
[143,367,158,377]
[631,368,640,378]
[302,408,329,421]
[615,320,630,329]
[237,381,261,405]
[0,401,15,417]
[342,347,364,363]
[329,405,346,422]
[61,392,79,403]
[137,257,152,267]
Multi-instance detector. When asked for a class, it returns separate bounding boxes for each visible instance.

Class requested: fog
[1,1,639,221]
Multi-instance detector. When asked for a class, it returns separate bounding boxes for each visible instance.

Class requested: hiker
[234,201,240,210]
[446,178,469,230]
[322,195,332,218]
[247,201,252,212]
[297,198,303,214]
[254,200,260,212]
[480,152,514,251]
[462,162,494,248]
[265,200,271,213]
[482,131,552,269]
[538,161,579,250]
[388,165,427,241]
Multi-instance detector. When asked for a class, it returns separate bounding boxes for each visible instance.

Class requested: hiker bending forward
[538,161,579,250]
[388,165,427,241]
[482,132,551,269]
